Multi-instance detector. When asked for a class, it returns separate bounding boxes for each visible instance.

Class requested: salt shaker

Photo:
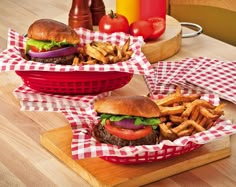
[90,0,106,25]
[68,0,93,30]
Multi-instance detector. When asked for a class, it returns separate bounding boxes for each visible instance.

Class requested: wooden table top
[0,1,236,187]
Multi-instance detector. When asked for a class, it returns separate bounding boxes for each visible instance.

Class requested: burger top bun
[94,96,160,118]
[27,19,80,44]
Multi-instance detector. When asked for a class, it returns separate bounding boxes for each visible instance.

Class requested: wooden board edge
[40,126,231,187]
[117,145,231,187]
[40,129,106,187]
[142,31,182,63]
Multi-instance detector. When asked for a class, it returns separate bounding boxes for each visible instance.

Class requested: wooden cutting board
[141,16,182,63]
[40,125,231,187]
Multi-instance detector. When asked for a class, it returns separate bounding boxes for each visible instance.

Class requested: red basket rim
[15,70,133,95]
[100,142,202,164]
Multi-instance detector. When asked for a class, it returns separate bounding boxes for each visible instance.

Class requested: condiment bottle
[90,0,106,26]
[116,0,140,24]
[140,0,166,20]
[68,0,93,30]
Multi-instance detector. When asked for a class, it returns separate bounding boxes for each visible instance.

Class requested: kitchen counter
[0,0,236,186]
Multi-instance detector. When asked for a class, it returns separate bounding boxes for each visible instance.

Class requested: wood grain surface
[0,1,236,187]
[141,16,182,63]
[40,125,231,187]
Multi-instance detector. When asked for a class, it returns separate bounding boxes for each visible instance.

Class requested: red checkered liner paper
[144,58,212,96]
[145,57,236,104]
[185,60,236,104]
[14,84,110,111]
[0,28,153,75]
[60,93,236,162]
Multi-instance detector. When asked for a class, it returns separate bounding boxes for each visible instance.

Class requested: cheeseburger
[25,19,80,65]
[93,96,161,147]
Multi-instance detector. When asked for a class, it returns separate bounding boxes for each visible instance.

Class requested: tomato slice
[30,46,47,52]
[146,17,166,40]
[104,120,152,140]
[129,20,154,41]
[30,46,62,52]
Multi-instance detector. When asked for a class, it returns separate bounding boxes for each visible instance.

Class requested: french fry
[213,103,225,115]
[196,113,203,124]
[169,115,184,124]
[160,116,168,123]
[156,86,200,106]
[172,120,205,135]
[156,94,201,106]
[154,86,225,141]
[199,106,219,120]
[159,105,185,116]
[81,59,98,65]
[91,44,108,56]
[72,56,79,66]
[75,38,133,65]
[159,123,178,141]
[115,45,123,59]
[199,116,208,127]
[166,121,174,128]
[190,106,200,121]
[85,43,108,64]
[181,99,215,118]
[177,128,194,137]
[106,55,116,63]
[91,41,115,56]
[205,120,214,129]
[122,37,130,53]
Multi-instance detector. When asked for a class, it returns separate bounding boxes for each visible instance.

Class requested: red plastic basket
[15,71,133,95]
[101,142,202,164]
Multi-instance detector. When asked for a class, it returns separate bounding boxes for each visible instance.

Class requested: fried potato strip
[73,38,133,65]
[159,105,185,116]
[154,86,224,142]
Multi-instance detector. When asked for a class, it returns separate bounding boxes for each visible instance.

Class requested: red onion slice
[28,46,77,58]
[112,119,145,130]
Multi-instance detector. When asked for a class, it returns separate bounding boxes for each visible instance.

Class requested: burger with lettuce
[25,19,80,65]
[93,96,161,146]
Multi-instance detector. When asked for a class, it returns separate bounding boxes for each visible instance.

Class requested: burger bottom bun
[93,123,158,147]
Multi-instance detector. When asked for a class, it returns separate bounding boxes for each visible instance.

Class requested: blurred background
[0,0,235,48]
[167,0,236,46]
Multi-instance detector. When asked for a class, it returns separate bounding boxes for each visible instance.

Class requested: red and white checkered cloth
[185,60,236,104]
[13,74,236,160]
[0,28,154,75]
[60,93,236,160]
[145,57,236,104]
[144,58,211,96]
[14,84,110,111]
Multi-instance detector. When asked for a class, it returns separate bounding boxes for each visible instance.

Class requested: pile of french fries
[73,38,133,65]
[155,87,225,142]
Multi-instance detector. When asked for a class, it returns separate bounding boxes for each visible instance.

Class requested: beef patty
[93,124,158,147]
[30,54,75,65]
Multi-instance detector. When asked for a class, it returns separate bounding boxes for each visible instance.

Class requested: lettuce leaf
[25,39,72,52]
[100,114,160,129]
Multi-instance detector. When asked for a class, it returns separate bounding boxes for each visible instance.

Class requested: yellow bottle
[116,0,140,24]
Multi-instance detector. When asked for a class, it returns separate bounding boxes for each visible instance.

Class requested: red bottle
[90,0,106,25]
[68,0,93,30]
[140,0,166,20]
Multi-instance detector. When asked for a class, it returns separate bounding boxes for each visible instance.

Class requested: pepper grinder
[68,0,93,30]
[90,0,106,25]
